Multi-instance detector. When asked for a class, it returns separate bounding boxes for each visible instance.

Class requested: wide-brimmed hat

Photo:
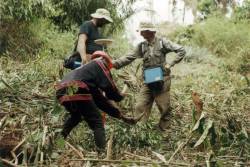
[91,8,113,23]
[137,22,156,32]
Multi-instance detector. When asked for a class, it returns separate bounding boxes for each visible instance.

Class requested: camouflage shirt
[113,37,186,75]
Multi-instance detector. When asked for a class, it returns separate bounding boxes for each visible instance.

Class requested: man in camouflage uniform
[112,22,186,130]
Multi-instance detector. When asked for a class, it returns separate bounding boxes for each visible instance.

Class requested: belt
[56,80,91,104]
[55,80,89,90]
[58,94,92,104]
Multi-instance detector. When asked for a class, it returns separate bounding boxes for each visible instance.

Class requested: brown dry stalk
[106,128,114,160]
[0,158,20,167]
[68,158,190,166]
[65,141,84,159]
[40,125,48,166]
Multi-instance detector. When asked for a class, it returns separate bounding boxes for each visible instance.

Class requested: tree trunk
[183,4,186,24]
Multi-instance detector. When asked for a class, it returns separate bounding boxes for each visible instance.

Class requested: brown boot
[159,112,172,131]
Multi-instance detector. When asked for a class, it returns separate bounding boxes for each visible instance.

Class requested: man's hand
[164,63,171,69]
[111,60,117,69]
[120,114,137,125]
[164,63,173,76]
[120,112,144,125]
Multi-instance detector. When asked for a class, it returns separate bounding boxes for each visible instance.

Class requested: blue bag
[144,67,163,84]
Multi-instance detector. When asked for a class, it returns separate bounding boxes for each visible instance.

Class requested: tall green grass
[190,17,250,57]
[173,16,250,75]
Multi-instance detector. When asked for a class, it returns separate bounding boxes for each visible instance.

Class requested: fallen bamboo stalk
[22,146,28,167]
[218,155,249,159]
[0,112,8,116]
[10,130,33,164]
[124,151,152,161]
[15,108,33,117]
[122,84,128,94]
[0,115,8,128]
[12,137,27,153]
[0,158,20,167]
[106,128,114,160]
[40,125,48,166]
[152,151,167,163]
[104,84,127,160]
[167,134,193,165]
[67,158,190,166]
[34,141,41,166]
[11,139,25,165]
[0,78,15,90]
[28,144,36,164]
[10,151,18,166]
[167,94,204,165]
[65,141,84,159]
[10,131,36,164]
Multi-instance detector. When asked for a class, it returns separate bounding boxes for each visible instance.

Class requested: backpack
[63,51,81,70]
[63,39,81,70]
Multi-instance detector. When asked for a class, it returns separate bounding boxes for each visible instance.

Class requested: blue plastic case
[144,67,163,84]
[73,61,81,69]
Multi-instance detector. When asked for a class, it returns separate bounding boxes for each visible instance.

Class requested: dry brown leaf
[191,92,203,120]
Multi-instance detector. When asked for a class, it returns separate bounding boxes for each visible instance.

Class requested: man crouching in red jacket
[56,51,135,152]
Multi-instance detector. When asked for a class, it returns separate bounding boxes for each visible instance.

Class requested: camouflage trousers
[135,76,172,130]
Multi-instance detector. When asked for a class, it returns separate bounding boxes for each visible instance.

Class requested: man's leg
[80,101,106,151]
[155,77,172,130]
[135,84,154,123]
[61,102,82,138]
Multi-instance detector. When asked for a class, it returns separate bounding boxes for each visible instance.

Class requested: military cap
[137,22,156,32]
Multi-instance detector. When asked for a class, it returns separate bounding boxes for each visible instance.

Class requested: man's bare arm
[77,34,91,64]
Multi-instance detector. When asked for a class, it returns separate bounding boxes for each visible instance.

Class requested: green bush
[50,0,136,32]
[174,17,249,56]
[234,0,250,22]
[30,19,76,59]
[0,19,75,61]
[173,16,250,74]
[0,0,54,22]
[0,20,42,59]
[190,17,249,57]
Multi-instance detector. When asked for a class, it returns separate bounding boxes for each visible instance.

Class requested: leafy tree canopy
[0,0,137,31]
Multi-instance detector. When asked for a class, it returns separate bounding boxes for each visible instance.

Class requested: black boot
[61,114,82,139]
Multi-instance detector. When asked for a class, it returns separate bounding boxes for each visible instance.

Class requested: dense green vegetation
[174,16,250,77]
